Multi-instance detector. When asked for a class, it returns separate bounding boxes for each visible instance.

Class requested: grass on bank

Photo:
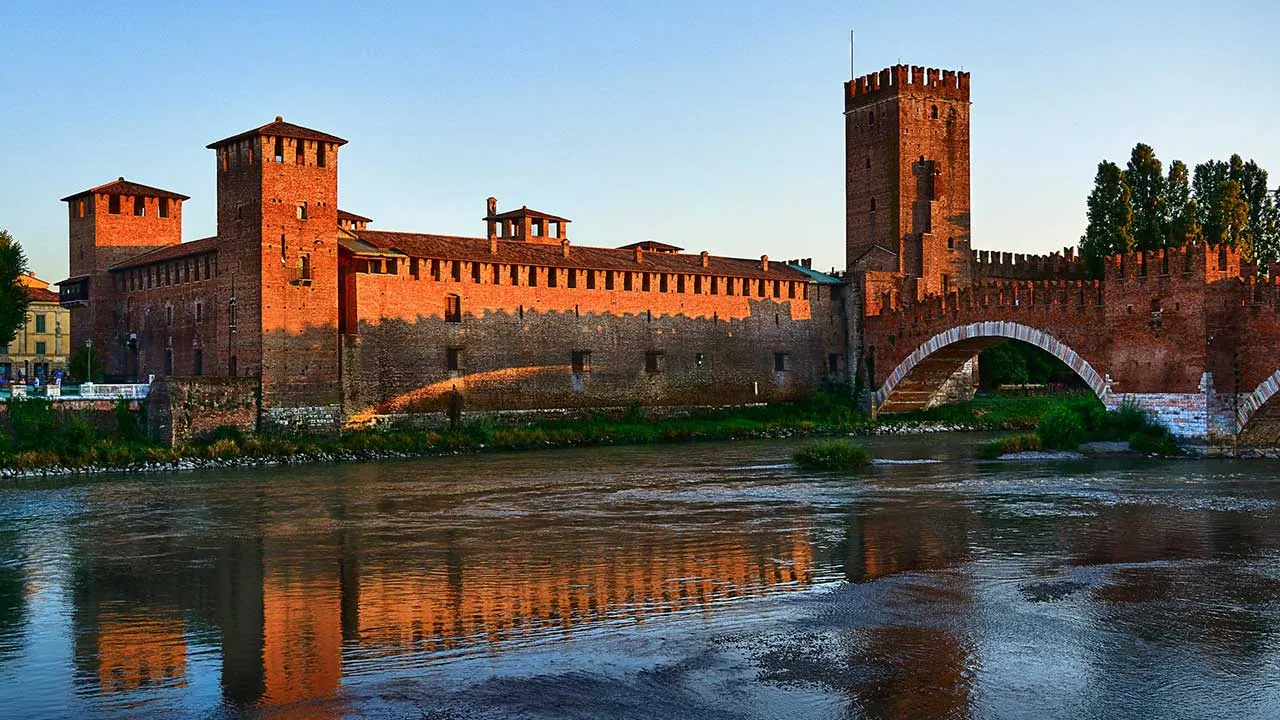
[979,398,1180,459]
[793,439,872,470]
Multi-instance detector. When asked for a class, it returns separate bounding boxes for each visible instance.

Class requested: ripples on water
[2,434,1280,718]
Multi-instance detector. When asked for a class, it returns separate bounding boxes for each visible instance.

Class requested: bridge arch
[874,321,1108,412]
[1237,370,1280,445]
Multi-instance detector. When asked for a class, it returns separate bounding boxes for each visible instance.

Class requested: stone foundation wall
[147,376,258,446]
[260,405,342,434]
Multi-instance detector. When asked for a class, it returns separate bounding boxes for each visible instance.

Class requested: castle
[63,63,1278,444]
[57,116,853,431]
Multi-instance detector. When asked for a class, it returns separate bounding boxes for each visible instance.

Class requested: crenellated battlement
[1104,242,1246,282]
[845,64,970,109]
[970,247,1083,280]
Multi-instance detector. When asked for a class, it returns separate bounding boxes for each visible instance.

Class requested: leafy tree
[1193,160,1230,241]
[1204,180,1251,254]
[0,229,31,350]
[1080,161,1134,277]
[69,346,105,383]
[1234,157,1272,256]
[1164,160,1200,246]
[1255,190,1280,268]
[1124,143,1166,251]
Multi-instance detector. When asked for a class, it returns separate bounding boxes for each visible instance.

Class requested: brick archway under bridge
[873,321,1108,414]
[1237,371,1280,447]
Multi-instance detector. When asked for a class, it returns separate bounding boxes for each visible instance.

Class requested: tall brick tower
[61,179,189,375]
[206,117,347,429]
[845,65,971,298]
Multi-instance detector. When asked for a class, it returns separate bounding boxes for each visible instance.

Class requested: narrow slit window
[317,143,326,168]
[159,197,170,218]
[295,140,305,165]
[445,294,462,323]
[274,137,284,163]
[133,196,145,217]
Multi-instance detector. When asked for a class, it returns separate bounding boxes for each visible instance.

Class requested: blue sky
[2,0,1277,283]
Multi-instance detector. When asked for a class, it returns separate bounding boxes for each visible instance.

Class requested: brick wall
[147,376,258,446]
[340,267,844,421]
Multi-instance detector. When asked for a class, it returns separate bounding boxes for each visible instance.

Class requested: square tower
[206,117,346,428]
[61,178,188,373]
[845,65,971,298]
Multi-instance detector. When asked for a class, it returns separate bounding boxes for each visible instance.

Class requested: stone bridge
[859,243,1280,448]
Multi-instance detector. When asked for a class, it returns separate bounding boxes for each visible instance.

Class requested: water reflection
[3,442,1280,718]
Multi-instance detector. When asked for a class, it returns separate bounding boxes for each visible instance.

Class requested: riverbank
[0,391,1059,479]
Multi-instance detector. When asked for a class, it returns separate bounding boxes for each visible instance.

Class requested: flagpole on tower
[850,29,855,80]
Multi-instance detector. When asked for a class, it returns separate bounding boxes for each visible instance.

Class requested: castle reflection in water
[60,519,814,712]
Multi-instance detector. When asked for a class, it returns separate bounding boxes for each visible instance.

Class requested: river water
[2,434,1280,719]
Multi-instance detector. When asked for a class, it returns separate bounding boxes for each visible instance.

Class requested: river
[1,434,1280,719]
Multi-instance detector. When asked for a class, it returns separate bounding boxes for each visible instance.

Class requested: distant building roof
[107,236,219,271]
[618,240,683,254]
[484,206,571,223]
[23,284,59,303]
[206,116,347,149]
[353,231,811,282]
[338,209,373,223]
[61,177,190,203]
[786,263,844,285]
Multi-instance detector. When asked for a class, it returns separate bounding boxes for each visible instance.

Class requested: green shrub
[978,433,1042,459]
[794,440,872,470]
[1129,428,1181,456]
[207,438,240,460]
[1037,404,1085,450]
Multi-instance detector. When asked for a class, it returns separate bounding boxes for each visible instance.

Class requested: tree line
[1080,144,1280,277]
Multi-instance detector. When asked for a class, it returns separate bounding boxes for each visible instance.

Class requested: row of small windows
[439,348,795,376]
[356,257,809,301]
[219,138,331,171]
[75,195,173,219]
[855,104,951,129]
[116,253,216,293]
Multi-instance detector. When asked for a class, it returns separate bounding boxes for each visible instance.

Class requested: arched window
[445,294,462,323]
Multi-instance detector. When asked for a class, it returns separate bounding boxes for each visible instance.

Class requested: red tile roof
[24,285,59,303]
[207,116,348,149]
[485,206,571,223]
[353,231,810,281]
[61,177,190,202]
[108,236,219,271]
[338,209,373,223]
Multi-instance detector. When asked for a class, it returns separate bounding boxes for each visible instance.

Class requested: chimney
[635,246,644,264]
[700,251,709,268]
[761,255,769,272]
[486,196,498,241]
[489,235,498,255]
[561,239,570,259]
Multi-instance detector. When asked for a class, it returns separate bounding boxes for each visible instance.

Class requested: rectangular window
[710,277,718,295]
[471,262,481,283]
[572,350,591,374]
[451,261,461,282]
[726,278,735,296]
[645,350,663,374]
[623,272,632,291]
[184,260,191,283]
[605,271,614,290]
[35,341,46,355]
[758,279,766,297]
[511,264,519,285]
[38,314,48,333]
[410,257,420,279]
[295,139,305,165]
[586,270,596,290]
[108,194,121,214]
[296,202,308,220]
[774,352,789,372]
[659,274,668,292]
[194,349,204,376]
[567,269,576,289]
[128,273,135,292]
[642,273,651,292]
[680,275,688,293]
[788,282,796,299]
[492,264,500,284]
[528,266,538,287]
[548,268,558,288]
[446,348,461,372]
[773,281,781,298]
[317,143,326,168]
[445,294,462,323]
[166,305,174,326]
[432,259,441,281]
[195,302,204,323]
[133,196,145,217]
